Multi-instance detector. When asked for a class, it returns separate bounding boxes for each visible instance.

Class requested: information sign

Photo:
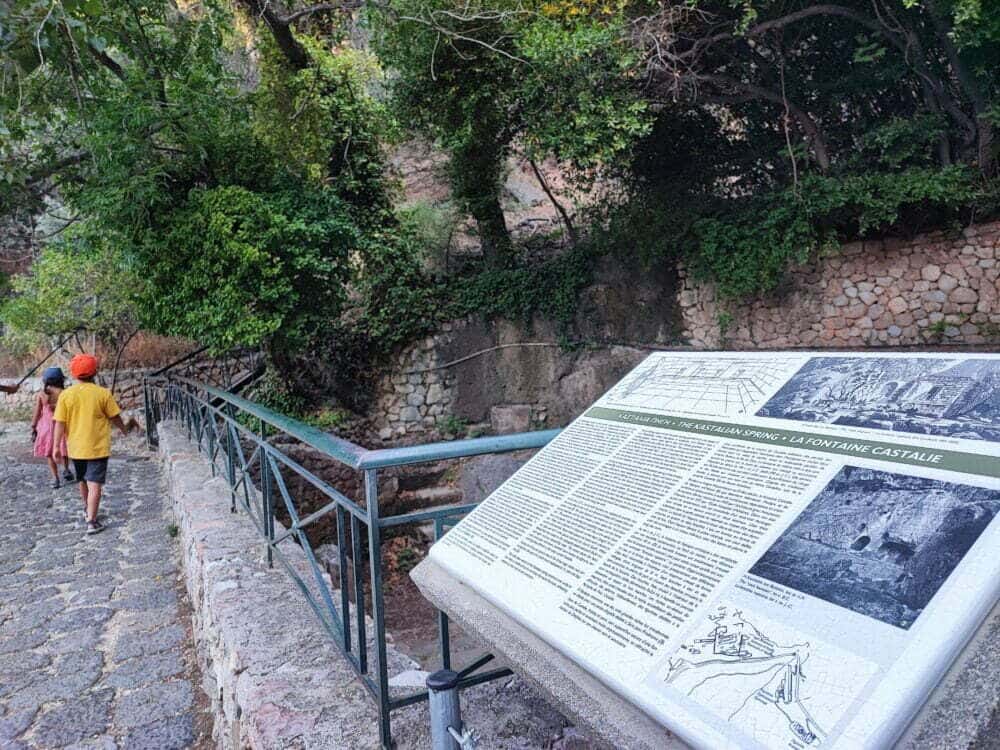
[429,352,1000,750]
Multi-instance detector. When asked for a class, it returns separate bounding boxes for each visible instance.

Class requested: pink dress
[33,396,67,459]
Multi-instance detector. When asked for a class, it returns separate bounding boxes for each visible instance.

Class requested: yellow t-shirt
[53,382,121,459]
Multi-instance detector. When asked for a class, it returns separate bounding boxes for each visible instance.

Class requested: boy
[53,354,134,535]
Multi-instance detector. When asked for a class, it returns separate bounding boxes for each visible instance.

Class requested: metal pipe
[365,469,393,749]
[427,669,462,750]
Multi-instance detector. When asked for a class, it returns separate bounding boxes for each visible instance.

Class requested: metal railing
[143,374,559,748]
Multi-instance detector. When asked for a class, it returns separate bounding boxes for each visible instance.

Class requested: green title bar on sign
[585,406,1000,480]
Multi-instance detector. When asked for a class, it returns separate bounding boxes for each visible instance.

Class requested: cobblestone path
[0,427,210,749]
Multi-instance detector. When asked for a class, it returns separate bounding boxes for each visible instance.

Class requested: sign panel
[428,352,1000,750]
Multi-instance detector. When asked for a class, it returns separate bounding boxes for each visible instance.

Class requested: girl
[32,367,74,488]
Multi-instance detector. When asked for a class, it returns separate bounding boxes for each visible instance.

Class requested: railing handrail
[144,372,561,748]
[357,430,561,469]
[149,345,210,377]
[156,374,561,471]
[156,374,370,466]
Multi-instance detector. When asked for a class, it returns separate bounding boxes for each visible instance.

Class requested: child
[31,367,74,488]
[53,354,138,535]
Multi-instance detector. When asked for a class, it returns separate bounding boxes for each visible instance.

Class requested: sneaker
[51,479,60,489]
[63,470,74,482]
[86,520,105,535]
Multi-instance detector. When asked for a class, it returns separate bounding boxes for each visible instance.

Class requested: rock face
[750,466,1000,629]
[460,454,530,504]
[372,255,681,441]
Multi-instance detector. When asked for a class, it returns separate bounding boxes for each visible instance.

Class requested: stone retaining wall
[679,222,1000,348]
[156,420,586,749]
[373,319,659,442]
[158,421,395,748]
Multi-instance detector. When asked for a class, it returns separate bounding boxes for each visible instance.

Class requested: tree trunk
[471,195,514,265]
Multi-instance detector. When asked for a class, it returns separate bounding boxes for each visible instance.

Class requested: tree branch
[698,74,831,172]
[281,2,363,23]
[528,158,577,243]
[237,0,310,70]
[86,43,125,81]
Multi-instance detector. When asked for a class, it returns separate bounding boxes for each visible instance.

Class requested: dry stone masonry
[679,222,1000,349]
[376,323,461,441]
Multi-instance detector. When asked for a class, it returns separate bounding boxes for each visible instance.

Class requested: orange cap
[70,354,99,379]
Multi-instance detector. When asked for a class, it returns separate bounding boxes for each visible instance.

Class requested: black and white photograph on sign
[662,602,878,750]
[756,357,1000,442]
[601,356,801,417]
[748,466,1000,629]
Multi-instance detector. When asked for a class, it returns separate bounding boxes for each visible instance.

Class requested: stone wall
[0,356,254,415]
[374,319,653,442]
[679,222,1000,348]
[0,371,151,414]
[373,256,682,441]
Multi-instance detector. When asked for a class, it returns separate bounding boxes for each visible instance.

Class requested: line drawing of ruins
[602,357,800,416]
[758,357,1000,442]
[662,604,878,750]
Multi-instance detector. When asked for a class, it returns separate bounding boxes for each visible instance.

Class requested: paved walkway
[0,426,210,749]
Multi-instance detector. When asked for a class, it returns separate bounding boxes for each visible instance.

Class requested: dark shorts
[72,458,109,485]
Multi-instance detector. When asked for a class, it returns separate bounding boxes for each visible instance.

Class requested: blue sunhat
[42,367,65,388]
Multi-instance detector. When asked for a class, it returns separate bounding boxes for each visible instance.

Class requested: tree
[0,0,399,358]
[371,0,651,263]
[1,228,141,388]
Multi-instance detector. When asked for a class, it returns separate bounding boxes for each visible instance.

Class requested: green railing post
[435,517,452,671]
[260,419,274,567]
[225,404,237,512]
[366,469,393,749]
[143,378,155,449]
[206,409,217,477]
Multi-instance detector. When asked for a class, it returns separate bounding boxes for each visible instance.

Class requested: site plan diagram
[601,356,802,417]
[663,603,877,750]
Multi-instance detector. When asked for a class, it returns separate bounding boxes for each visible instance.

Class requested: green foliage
[1,0,398,359]
[372,0,648,258]
[1,229,140,354]
[439,414,468,437]
[446,246,595,331]
[396,201,459,264]
[141,184,355,352]
[304,407,352,430]
[855,115,949,170]
[688,167,998,299]
[245,368,311,419]
[516,16,650,170]
[254,38,396,201]
[357,226,597,355]
[717,311,734,337]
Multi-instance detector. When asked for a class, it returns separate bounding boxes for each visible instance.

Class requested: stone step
[397,485,464,506]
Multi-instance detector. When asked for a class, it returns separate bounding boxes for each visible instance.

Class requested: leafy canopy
[1,0,398,355]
